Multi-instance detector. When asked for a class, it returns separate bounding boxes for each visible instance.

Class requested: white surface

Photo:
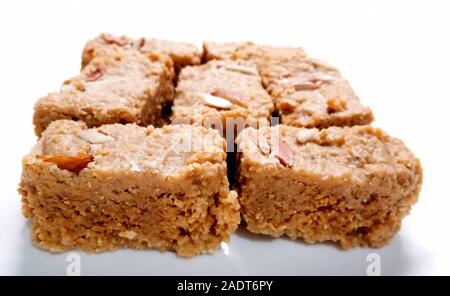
[0,0,449,275]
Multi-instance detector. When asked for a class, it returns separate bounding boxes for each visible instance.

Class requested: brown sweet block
[236,125,422,248]
[19,120,240,257]
[172,60,274,133]
[203,42,373,128]
[34,35,174,136]
[82,34,201,74]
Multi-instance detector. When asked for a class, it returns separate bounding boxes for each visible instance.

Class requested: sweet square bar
[236,125,422,248]
[20,120,240,256]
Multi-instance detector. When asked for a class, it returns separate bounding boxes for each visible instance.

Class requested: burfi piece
[19,120,240,257]
[172,60,274,130]
[135,38,201,72]
[34,38,174,136]
[236,125,422,248]
[272,72,374,128]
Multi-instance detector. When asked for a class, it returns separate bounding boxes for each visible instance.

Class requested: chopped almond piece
[211,88,249,108]
[202,94,233,109]
[38,155,94,174]
[224,64,258,75]
[86,68,104,82]
[271,139,294,168]
[101,33,127,46]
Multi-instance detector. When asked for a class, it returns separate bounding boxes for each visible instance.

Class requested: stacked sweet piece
[19,34,422,256]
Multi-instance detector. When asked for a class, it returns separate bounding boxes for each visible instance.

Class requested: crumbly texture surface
[271,73,374,128]
[135,38,201,73]
[236,125,422,248]
[203,41,373,128]
[172,60,274,130]
[34,34,175,136]
[19,120,240,257]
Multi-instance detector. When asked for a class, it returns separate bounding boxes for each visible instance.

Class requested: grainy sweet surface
[136,38,201,73]
[203,41,373,128]
[172,60,274,130]
[19,120,240,256]
[236,125,422,248]
[33,34,175,136]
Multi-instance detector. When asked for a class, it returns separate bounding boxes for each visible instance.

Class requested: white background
[0,0,449,275]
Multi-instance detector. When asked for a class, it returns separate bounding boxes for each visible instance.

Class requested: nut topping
[211,89,249,108]
[224,64,258,75]
[78,130,116,144]
[281,72,336,91]
[38,155,94,174]
[136,37,146,50]
[86,68,104,82]
[102,33,127,46]
[272,139,294,168]
[202,94,233,109]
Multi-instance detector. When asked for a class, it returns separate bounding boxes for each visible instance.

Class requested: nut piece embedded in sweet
[272,140,294,168]
[86,68,104,82]
[296,128,320,144]
[224,64,259,76]
[136,37,146,50]
[281,72,336,91]
[211,89,249,108]
[202,94,233,110]
[38,155,94,174]
[327,98,347,114]
[102,33,127,46]
[78,130,116,144]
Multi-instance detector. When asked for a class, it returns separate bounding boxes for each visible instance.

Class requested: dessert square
[19,120,240,257]
[172,60,274,134]
[236,125,422,248]
[34,34,175,136]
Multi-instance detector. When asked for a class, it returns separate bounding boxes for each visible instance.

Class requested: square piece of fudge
[172,60,274,134]
[34,34,174,136]
[236,125,422,248]
[19,120,240,257]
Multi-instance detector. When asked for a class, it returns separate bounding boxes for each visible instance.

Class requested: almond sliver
[224,64,258,75]
[211,89,249,108]
[202,94,233,109]
[38,155,94,174]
